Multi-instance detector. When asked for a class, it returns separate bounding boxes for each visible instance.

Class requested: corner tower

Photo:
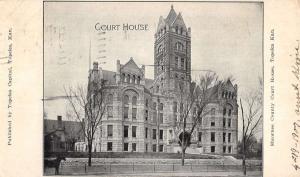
[154,5,191,95]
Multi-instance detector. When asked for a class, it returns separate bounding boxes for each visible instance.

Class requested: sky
[44,2,263,99]
[44,2,263,140]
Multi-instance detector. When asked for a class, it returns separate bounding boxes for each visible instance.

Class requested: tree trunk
[88,143,92,166]
[181,148,185,166]
[242,154,246,175]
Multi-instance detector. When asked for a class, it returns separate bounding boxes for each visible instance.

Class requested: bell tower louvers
[154,5,191,95]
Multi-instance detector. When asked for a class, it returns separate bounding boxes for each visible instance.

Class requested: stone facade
[87,6,238,155]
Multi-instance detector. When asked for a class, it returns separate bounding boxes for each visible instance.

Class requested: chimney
[116,60,121,84]
[93,62,99,70]
[57,115,62,129]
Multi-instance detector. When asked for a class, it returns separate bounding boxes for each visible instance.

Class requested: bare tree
[239,88,262,175]
[176,72,220,166]
[64,80,107,166]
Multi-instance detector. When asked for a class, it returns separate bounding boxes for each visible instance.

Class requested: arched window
[175,26,178,34]
[223,108,226,116]
[228,92,231,99]
[122,73,126,82]
[132,96,137,105]
[225,92,228,98]
[127,74,130,83]
[137,76,141,85]
[107,94,113,104]
[180,27,183,35]
[124,95,129,105]
[132,75,136,84]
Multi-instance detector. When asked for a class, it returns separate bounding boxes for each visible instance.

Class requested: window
[122,73,126,82]
[153,112,157,123]
[228,146,232,153]
[198,132,202,142]
[211,108,216,115]
[145,143,148,152]
[124,143,128,151]
[132,108,137,119]
[173,101,177,112]
[180,58,185,69]
[211,146,215,153]
[228,109,232,116]
[124,95,129,105]
[107,125,113,137]
[211,132,215,142]
[145,128,148,139]
[156,85,159,93]
[107,94,113,104]
[145,99,149,107]
[159,145,164,152]
[124,125,128,138]
[223,118,226,127]
[211,121,215,127]
[107,106,113,118]
[127,74,130,83]
[132,143,136,152]
[159,113,163,124]
[228,133,231,143]
[158,45,163,53]
[153,129,157,139]
[132,126,137,138]
[159,130,163,140]
[180,103,183,113]
[132,96,137,105]
[107,142,112,151]
[124,107,129,119]
[137,76,141,85]
[175,26,178,34]
[175,57,178,68]
[175,42,184,51]
[145,110,148,121]
[153,102,157,110]
[132,75,136,84]
[223,133,226,143]
[152,144,157,152]
[223,108,226,116]
[228,119,231,127]
[159,103,164,110]
[180,27,183,35]
[223,146,226,153]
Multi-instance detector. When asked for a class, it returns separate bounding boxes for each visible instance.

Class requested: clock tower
[153,5,191,95]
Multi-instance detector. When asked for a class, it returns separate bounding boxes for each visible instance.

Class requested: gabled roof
[121,57,141,72]
[171,12,187,30]
[120,58,143,74]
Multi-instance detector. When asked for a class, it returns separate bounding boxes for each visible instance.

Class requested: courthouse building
[85,6,238,154]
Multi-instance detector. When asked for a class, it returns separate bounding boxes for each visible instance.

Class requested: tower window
[211,132,215,142]
[175,57,178,68]
[180,58,185,69]
[175,42,184,51]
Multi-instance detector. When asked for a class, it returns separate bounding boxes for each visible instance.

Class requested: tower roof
[165,5,177,25]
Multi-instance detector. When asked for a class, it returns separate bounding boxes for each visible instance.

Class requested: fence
[47,163,262,175]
